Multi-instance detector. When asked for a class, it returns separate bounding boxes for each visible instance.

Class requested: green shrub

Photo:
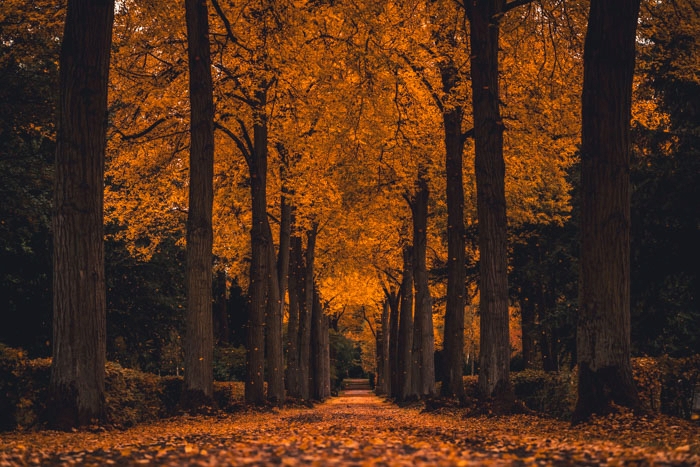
[104,362,166,427]
[631,357,662,413]
[657,355,700,419]
[213,346,246,382]
[0,344,248,431]
[511,369,577,419]
[0,344,50,430]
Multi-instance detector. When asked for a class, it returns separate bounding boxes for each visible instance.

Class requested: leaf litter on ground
[1,390,698,466]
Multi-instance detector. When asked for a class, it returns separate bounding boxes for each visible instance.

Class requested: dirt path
[1,390,698,465]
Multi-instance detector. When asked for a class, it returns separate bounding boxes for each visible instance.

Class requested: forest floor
[1,388,699,466]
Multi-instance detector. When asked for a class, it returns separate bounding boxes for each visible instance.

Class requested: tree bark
[469,0,512,403]
[298,224,317,400]
[386,287,400,398]
[50,0,114,430]
[285,234,303,398]
[183,0,216,410]
[375,298,391,394]
[411,172,436,397]
[574,0,641,423]
[397,245,415,402]
[311,288,331,400]
[265,228,284,404]
[245,99,271,405]
[441,62,466,399]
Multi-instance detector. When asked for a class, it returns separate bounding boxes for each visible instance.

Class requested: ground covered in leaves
[1,389,698,466]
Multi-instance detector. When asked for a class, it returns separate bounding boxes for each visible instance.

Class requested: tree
[50,0,115,429]
[574,0,642,422]
[397,244,415,401]
[182,0,215,408]
[463,0,520,403]
[410,170,436,397]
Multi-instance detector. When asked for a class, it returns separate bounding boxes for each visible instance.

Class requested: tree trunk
[411,172,436,397]
[285,234,303,398]
[441,62,466,399]
[397,245,415,402]
[278,195,292,312]
[375,298,391,394]
[469,0,512,403]
[574,0,641,423]
[245,102,271,405]
[183,0,216,410]
[311,288,330,400]
[386,287,400,398]
[265,228,284,404]
[50,0,114,430]
[298,225,317,400]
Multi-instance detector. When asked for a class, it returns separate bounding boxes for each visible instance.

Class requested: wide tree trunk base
[48,383,104,431]
[572,363,640,424]
[181,389,216,414]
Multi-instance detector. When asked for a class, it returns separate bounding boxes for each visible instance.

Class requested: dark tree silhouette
[183,0,216,408]
[50,0,115,429]
[574,0,642,422]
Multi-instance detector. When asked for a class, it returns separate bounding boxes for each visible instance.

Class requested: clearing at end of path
[1,389,698,465]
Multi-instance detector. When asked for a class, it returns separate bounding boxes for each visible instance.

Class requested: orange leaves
[1,391,700,465]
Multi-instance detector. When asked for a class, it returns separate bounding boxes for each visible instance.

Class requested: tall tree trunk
[278,194,291,312]
[311,288,330,400]
[574,0,641,423]
[265,228,284,404]
[441,62,466,399]
[381,298,391,394]
[375,298,391,394]
[50,0,114,430]
[285,234,303,398]
[386,287,400,398]
[245,101,270,405]
[469,0,512,403]
[298,224,317,400]
[397,245,415,402]
[183,0,215,409]
[411,172,436,397]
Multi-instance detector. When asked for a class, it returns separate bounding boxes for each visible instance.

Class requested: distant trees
[574,0,642,422]
[50,0,115,429]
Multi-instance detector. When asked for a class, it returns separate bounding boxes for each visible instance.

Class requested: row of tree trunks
[377,171,436,402]
[284,223,330,401]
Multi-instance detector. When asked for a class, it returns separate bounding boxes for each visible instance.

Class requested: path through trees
[2,390,698,465]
